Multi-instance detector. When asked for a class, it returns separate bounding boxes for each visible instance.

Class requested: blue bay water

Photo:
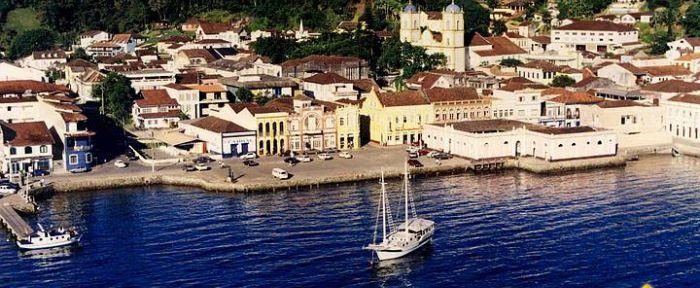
[0,155,698,287]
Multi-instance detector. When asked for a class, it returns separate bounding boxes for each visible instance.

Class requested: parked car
[406,146,420,153]
[239,152,257,160]
[318,153,333,160]
[427,151,441,158]
[194,163,210,171]
[195,156,213,164]
[418,149,430,156]
[182,165,196,172]
[114,160,128,168]
[0,182,19,195]
[284,157,300,165]
[407,159,423,167]
[272,168,290,180]
[434,153,452,160]
[338,151,353,159]
[408,151,419,159]
[30,169,50,177]
[125,150,139,161]
[297,155,312,162]
[243,159,259,167]
[323,148,338,154]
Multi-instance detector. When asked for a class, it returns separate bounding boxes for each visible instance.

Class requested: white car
[297,155,312,162]
[427,151,441,158]
[239,152,257,160]
[114,160,128,168]
[318,153,333,160]
[194,163,210,171]
[272,168,290,180]
[338,151,353,159]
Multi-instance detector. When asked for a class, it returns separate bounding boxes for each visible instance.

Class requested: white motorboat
[364,165,435,261]
[17,225,81,250]
[0,182,19,195]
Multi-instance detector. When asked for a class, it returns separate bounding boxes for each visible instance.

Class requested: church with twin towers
[399,1,467,72]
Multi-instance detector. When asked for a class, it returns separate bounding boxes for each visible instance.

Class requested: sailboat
[364,164,435,261]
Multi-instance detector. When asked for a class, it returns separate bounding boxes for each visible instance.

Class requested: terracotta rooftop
[519,60,560,72]
[668,94,700,105]
[281,55,367,68]
[180,49,217,63]
[676,53,700,61]
[0,121,55,147]
[0,80,69,95]
[530,35,551,44]
[596,100,646,108]
[136,90,178,107]
[642,65,692,76]
[424,87,481,102]
[556,20,637,32]
[472,36,527,57]
[228,103,285,115]
[32,50,66,60]
[352,78,380,93]
[140,110,181,119]
[406,72,442,89]
[549,92,604,105]
[451,119,527,133]
[376,90,429,107]
[642,80,700,93]
[188,116,249,133]
[303,72,353,85]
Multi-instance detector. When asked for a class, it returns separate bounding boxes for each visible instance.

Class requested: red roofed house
[180,116,256,158]
[195,21,249,48]
[302,72,358,102]
[551,20,639,54]
[281,55,369,80]
[468,33,527,68]
[132,89,182,129]
[0,121,55,175]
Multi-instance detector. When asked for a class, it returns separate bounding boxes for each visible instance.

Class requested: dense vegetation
[556,0,614,19]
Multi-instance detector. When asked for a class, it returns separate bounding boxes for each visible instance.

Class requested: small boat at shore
[672,147,681,157]
[17,224,81,250]
[364,165,435,261]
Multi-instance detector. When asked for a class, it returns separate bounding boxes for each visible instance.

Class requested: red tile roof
[180,49,216,63]
[549,92,604,105]
[642,65,692,77]
[668,94,700,105]
[556,20,637,32]
[596,100,646,108]
[303,72,353,84]
[1,121,54,146]
[140,110,182,119]
[189,116,249,133]
[377,90,429,107]
[0,81,69,95]
[406,72,442,89]
[136,90,178,107]
[472,36,527,57]
[642,80,700,93]
[424,87,481,102]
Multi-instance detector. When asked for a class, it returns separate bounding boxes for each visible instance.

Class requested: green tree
[648,31,674,54]
[377,39,445,79]
[93,72,136,124]
[236,87,255,103]
[682,3,700,37]
[551,75,576,87]
[655,6,679,36]
[486,0,499,10]
[70,48,91,61]
[491,19,507,36]
[251,35,299,64]
[500,58,523,67]
[7,28,57,59]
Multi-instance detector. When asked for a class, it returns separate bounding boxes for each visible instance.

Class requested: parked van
[272,168,290,180]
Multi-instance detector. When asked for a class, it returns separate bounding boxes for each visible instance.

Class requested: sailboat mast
[404,161,409,233]
[381,171,387,241]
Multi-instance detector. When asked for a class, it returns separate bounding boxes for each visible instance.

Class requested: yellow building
[209,103,289,156]
[334,100,361,150]
[361,90,432,146]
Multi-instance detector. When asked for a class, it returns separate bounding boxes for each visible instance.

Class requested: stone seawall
[50,164,472,194]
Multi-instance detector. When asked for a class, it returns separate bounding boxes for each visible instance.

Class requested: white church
[399,1,467,72]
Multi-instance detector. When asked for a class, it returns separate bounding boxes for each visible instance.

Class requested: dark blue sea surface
[0,156,698,287]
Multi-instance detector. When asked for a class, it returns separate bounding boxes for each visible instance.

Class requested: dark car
[30,169,50,177]
[182,165,196,172]
[243,159,259,167]
[323,148,338,154]
[418,149,430,156]
[433,153,452,160]
[407,159,423,167]
[125,150,139,161]
[194,156,213,164]
[284,157,300,165]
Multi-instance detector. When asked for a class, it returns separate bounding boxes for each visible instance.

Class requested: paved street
[45,145,469,187]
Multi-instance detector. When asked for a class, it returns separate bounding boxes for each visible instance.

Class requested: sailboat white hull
[374,235,433,261]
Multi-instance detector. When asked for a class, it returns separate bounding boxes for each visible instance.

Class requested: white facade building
[302,72,358,102]
[551,20,639,54]
[423,119,617,161]
[181,116,256,158]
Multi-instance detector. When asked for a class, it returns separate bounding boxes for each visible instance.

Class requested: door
[230,144,238,157]
[515,141,521,157]
[240,143,249,154]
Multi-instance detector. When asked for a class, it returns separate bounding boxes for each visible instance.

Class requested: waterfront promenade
[35,145,628,194]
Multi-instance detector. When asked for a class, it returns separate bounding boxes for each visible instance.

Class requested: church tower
[399,1,419,43]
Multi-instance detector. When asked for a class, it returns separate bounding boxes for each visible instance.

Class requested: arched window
[558,144,563,147]
[571,143,576,146]
[597,140,603,145]
[279,122,284,133]
[258,123,263,134]
[9,147,16,155]
[40,145,48,153]
[265,123,270,135]
[25,147,32,154]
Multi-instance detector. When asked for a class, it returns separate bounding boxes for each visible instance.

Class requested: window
[597,140,603,145]
[24,147,32,154]
[86,153,93,163]
[339,118,344,126]
[69,155,79,165]
[40,145,48,153]
[9,147,16,155]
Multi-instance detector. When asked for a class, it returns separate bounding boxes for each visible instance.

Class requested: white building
[665,37,700,60]
[181,116,256,158]
[516,60,583,85]
[302,72,358,102]
[117,69,176,93]
[399,2,466,71]
[551,20,639,54]
[87,33,137,57]
[491,78,549,123]
[0,121,55,175]
[163,83,200,119]
[195,22,249,49]
[596,63,646,88]
[78,30,111,49]
[423,119,617,161]
[0,62,47,82]
[17,50,67,71]
[132,89,181,129]
[468,33,527,68]
[580,100,669,150]
[661,94,700,152]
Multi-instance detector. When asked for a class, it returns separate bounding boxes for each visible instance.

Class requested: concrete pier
[0,201,34,240]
